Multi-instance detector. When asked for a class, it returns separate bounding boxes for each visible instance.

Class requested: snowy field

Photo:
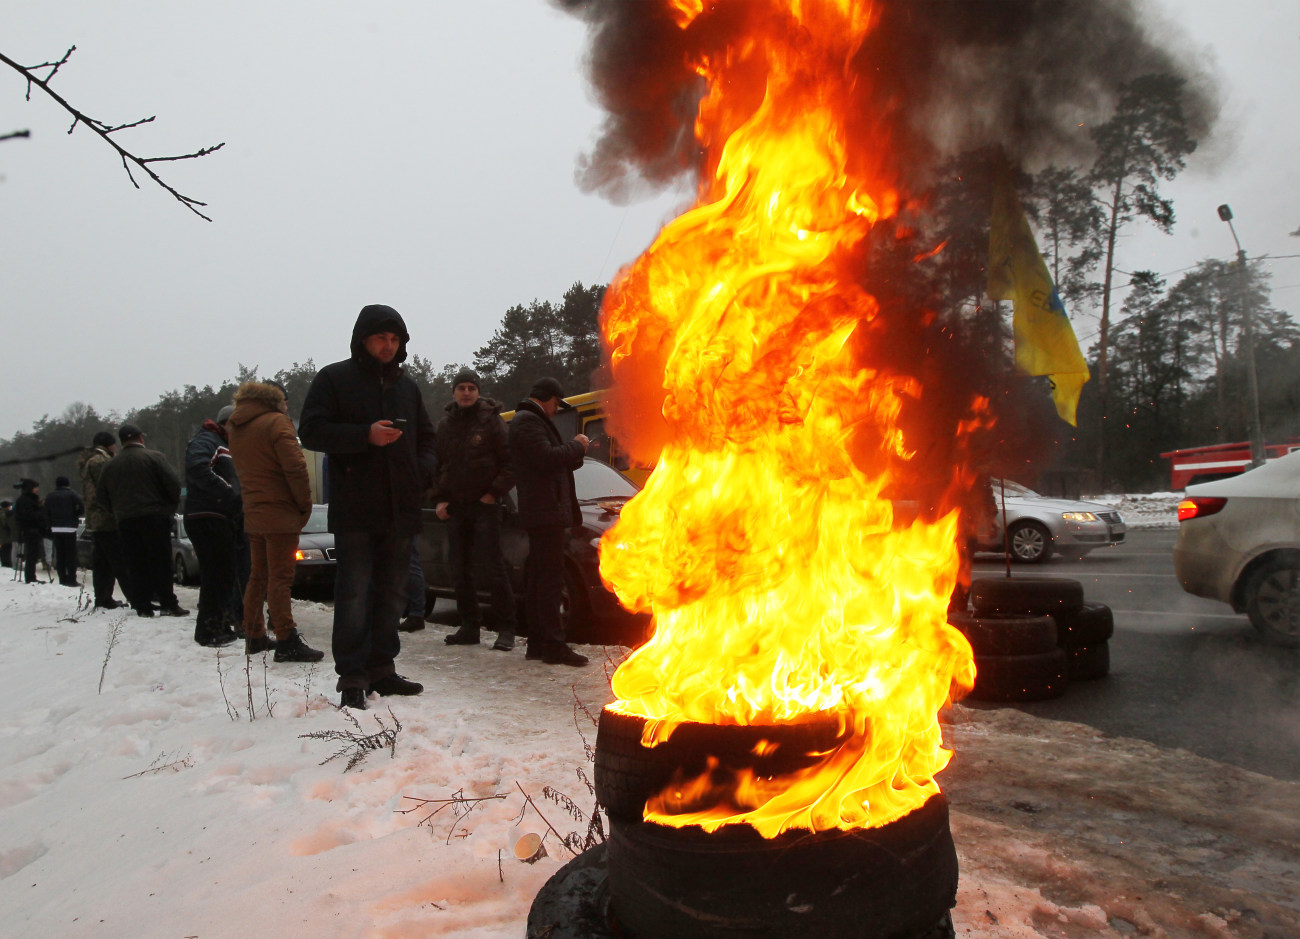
[2,574,1296,938]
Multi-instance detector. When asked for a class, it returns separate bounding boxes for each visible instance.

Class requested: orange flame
[598,0,978,837]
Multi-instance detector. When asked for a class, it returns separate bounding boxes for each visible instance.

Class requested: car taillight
[1177,497,1227,521]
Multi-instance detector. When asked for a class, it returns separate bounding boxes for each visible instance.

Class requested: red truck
[1160,441,1300,490]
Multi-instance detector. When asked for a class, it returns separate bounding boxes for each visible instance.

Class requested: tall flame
[598,0,980,837]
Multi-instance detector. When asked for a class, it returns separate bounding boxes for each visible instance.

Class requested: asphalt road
[970,530,1300,782]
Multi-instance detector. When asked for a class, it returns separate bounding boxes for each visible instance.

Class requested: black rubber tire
[594,708,848,823]
[606,795,958,939]
[173,554,188,586]
[1066,641,1110,681]
[1007,520,1053,564]
[967,647,1068,702]
[948,612,1058,656]
[1055,601,1114,645]
[970,576,1084,618]
[560,563,596,643]
[1243,553,1300,648]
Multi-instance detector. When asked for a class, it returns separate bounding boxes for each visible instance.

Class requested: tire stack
[1053,600,1114,681]
[951,577,1103,702]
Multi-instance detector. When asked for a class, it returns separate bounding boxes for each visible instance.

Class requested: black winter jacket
[14,491,47,537]
[508,399,584,529]
[432,398,513,504]
[183,420,242,521]
[96,442,182,522]
[298,305,437,536]
[43,486,84,530]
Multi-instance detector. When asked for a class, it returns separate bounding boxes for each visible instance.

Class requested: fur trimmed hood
[228,382,287,427]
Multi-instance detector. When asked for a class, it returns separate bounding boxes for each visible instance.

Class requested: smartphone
[391,418,408,430]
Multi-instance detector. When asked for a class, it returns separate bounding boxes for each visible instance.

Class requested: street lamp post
[1216,204,1266,468]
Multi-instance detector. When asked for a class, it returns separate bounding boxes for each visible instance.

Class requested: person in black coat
[183,408,242,648]
[13,479,48,584]
[434,369,518,650]
[298,304,437,710]
[43,476,84,587]
[508,377,590,667]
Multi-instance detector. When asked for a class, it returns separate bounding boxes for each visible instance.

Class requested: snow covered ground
[2,575,1296,938]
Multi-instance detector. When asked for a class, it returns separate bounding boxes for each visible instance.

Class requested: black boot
[339,688,367,710]
[273,629,325,663]
[444,623,480,645]
[492,628,516,651]
[245,633,275,655]
[398,615,426,632]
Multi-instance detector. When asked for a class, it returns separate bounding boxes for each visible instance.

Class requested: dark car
[418,458,650,645]
[167,507,336,590]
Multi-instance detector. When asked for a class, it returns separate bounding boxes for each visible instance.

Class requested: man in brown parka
[226,381,324,662]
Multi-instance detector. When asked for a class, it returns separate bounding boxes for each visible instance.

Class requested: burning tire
[594,708,847,823]
[947,611,1057,657]
[605,794,958,939]
[970,576,1084,618]
[1054,600,1114,646]
[1065,641,1110,681]
[967,647,1068,702]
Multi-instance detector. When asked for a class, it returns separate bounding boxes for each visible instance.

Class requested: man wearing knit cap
[96,423,189,618]
[44,475,84,587]
[299,304,438,710]
[508,377,590,666]
[78,431,129,608]
[182,406,242,647]
[433,368,518,650]
[12,478,47,584]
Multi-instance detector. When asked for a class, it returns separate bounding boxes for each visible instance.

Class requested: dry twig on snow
[123,750,194,779]
[97,614,125,694]
[300,706,402,772]
[0,46,223,220]
[396,789,509,845]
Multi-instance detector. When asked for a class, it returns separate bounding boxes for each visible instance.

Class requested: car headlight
[295,548,326,561]
[1060,512,1098,522]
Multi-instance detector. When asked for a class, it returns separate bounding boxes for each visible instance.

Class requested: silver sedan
[977,479,1127,564]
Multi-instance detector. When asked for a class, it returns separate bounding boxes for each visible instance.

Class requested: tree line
[5,71,1296,494]
[0,282,605,493]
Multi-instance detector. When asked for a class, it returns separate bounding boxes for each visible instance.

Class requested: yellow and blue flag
[987,179,1090,425]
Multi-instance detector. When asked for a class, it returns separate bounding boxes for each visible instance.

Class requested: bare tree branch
[0,45,224,220]
[1,129,31,141]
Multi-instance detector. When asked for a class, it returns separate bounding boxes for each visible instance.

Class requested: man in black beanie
[78,431,129,609]
[299,304,438,710]
[433,369,518,650]
[13,478,47,584]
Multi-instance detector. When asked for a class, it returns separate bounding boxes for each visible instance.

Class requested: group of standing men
[297,304,593,710]
[5,302,594,711]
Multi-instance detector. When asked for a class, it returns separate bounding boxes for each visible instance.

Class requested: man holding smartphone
[299,305,438,710]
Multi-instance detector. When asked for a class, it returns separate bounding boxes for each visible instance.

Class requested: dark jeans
[118,514,179,613]
[21,531,43,583]
[331,530,411,690]
[91,529,130,605]
[186,516,238,636]
[52,532,78,585]
[450,501,516,629]
[523,525,566,644]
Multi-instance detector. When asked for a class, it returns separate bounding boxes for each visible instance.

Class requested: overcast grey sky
[2,1,1296,440]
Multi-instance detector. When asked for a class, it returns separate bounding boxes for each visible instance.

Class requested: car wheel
[174,554,187,585]
[1007,520,1053,564]
[1244,554,1300,648]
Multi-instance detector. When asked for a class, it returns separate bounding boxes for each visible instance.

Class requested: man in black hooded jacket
[298,304,437,710]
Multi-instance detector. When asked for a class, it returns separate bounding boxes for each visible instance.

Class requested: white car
[976,479,1126,563]
[1173,451,1300,646]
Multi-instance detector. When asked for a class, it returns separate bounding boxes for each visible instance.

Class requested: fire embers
[595,708,958,939]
